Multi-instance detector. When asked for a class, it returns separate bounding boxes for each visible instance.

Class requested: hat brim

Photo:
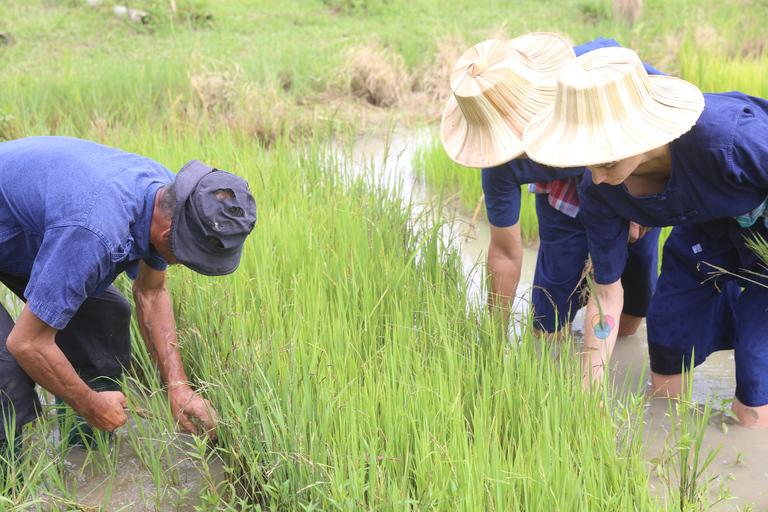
[440,95,526,168]
[440,33,576,169]
[523,75,705,168]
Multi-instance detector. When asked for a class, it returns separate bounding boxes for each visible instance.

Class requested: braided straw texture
[440,34,575,168]
[523,46,704,168]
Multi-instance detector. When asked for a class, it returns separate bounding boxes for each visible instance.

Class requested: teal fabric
[735,195,768,228]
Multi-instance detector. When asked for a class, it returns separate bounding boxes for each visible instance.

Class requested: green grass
[1,0,763,509]
[0,126,706,511]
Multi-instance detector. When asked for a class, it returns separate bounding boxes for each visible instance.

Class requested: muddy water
[42,408,226,511]
[351,130,768,511]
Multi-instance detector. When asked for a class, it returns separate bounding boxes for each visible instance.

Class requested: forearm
[133,263,218,438]
[487,223,524,318]
[133,283,189,386]
[7,307,98,416]
[583,280,624,389]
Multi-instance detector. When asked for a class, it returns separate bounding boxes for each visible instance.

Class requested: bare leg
[532,325,571,342]
[618,313,642,336]
[650,371,684,398]
[731,398,768,428]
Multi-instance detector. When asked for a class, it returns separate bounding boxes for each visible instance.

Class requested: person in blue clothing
[481,36,663,337]
[441,34,660,337]
[523,46,768,427]
[0,136,258,456]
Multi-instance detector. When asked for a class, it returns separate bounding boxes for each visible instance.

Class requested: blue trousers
[531,193,660,332]
[647,222,768,407]
[0,273,132,441]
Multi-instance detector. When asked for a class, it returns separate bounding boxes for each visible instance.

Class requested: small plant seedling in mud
[726,446,747,468]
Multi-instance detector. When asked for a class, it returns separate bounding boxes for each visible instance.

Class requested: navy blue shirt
[579,92,768,284]
[482,37,665,227]
[0,136,174,329]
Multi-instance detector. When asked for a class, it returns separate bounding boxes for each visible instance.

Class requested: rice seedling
[649,369,726,512]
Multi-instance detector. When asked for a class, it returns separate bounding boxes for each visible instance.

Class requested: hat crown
[169,160,257,276]
[190,174,256,248]
[522,46,705,168]
[441,34,576,168]
[550,47,657,128]
[468,58,488,78]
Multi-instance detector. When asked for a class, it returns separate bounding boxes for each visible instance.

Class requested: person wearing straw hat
[0,136,258,459]
[442,34,661,337]
[523,46,768,427]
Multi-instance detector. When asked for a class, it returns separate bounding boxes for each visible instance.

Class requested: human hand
[79,390,128,431]
[168,384,219,442]
[628,222,650,243]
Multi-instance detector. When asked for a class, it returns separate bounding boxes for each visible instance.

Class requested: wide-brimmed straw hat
[440,33,576,168]
[522,46,705,168]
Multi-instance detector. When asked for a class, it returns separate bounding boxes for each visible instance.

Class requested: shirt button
[659,195,666,200]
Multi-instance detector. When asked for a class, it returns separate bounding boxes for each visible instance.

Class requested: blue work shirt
[0,136,174,329]
[482,37,665,227]
[579,92,768,284]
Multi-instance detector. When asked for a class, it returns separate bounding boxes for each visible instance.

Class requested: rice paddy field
[1,0,768,510]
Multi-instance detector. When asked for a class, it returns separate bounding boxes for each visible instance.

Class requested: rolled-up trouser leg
[531,194,589,333]
[734,273,768,407]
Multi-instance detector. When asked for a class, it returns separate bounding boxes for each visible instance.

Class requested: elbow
[6,331,31,360]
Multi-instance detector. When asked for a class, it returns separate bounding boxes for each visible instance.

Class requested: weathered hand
[168,385,219,441]
[628,221,651,243]
[80,390,128,431]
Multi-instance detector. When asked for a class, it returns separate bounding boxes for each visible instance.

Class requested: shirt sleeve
[482,163,523,227]
[24,226,114,330]
[578,191,630,285]
[482,159,582,227]
[730,99,768,191]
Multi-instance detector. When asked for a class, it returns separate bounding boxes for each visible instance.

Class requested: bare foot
[731,398,768,428]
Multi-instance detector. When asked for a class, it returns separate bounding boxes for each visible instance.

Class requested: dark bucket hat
[169,160,257,276]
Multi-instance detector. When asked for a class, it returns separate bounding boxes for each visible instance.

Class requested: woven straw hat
[440,33,576,168]
[522,46,705,168]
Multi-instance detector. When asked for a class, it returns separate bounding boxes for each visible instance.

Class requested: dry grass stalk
[410,34,466,107]
[338,42,411,108]
[613,0,642,26]
[186,67,313,147]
